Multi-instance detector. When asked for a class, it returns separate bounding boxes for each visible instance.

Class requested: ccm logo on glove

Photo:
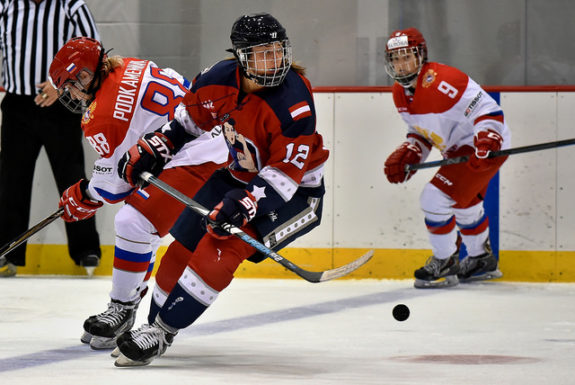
[468,129,503,171]
[59,179,103,222]
[474,129,503,158]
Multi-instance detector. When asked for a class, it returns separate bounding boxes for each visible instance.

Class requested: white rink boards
[16,90,575,258]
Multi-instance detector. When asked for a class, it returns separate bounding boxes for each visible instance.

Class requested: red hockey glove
[384,141,423,183]
[205,189,258,239]
[59,179,103,222]
[468,129,503,171]
[118,132,175,187]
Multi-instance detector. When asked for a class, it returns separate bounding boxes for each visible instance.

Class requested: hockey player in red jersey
[383,27,511,288]
[113,13,329,366]
[49,37,227,349]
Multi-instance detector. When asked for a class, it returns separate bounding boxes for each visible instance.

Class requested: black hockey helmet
[229,13,292,87]
[230,13,288,49]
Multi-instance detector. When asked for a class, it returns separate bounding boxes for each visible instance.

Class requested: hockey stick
[0,208,64,259]
[140,171,373,283]
[406,137,575,171]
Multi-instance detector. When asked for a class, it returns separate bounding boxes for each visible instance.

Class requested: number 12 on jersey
[283,143,310,169]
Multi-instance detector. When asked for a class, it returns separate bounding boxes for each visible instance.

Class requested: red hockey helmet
[49,37,105,113]
[384,27,428,88]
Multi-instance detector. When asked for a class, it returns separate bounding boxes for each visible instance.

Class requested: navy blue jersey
[183,59,329,214]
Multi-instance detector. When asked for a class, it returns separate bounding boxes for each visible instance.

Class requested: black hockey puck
[392,304,410,321]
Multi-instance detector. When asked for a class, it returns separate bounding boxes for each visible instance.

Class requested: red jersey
[391,62,510,157]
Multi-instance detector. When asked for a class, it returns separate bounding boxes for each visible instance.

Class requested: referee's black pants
[0,93,101,266]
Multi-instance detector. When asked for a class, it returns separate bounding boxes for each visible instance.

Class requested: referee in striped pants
[0,0,101,277]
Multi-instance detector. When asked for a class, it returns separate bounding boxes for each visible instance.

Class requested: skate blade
[114,353,153,367]
[459,269,503,283]
[80,331,92,344]
[90,336,117,350]
[84,266,96,277]
[111,347,120,358]
[414,275,459,289]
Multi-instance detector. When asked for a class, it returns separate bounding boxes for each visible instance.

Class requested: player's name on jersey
[114,59,147,122]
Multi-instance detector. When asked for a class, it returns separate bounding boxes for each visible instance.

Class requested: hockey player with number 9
[49,37,227,349]
[383,28,511,288]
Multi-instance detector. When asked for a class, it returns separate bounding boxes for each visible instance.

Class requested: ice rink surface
[0,277,574,385]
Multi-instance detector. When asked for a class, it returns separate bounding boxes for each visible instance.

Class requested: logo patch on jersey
[92,164,113,175]
[422,69,437,88]
[81,101,96,125]
[223,120,259,172]
[464,91,483,117]
[289,101,311,121]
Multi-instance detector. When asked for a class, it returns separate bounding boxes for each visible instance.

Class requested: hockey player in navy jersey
[114,13,329,366]
[383,27,511,288]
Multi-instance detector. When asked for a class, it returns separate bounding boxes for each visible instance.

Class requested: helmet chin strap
[397,72,419,88]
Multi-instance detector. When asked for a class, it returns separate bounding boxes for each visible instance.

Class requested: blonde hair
[291,62,306,76]
[101,55,124,75]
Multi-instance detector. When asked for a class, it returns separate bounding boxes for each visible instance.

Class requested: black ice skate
[114,321,177,367]
[458,240,503,282]
[82,299,138,349]
[414,252,460,289]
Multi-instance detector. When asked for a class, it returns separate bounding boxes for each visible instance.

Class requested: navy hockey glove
[118,132,175,187]
[205,189,258,239]
[384,141,423,183]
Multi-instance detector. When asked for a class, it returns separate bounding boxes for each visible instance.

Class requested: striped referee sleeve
[0,0,100,96]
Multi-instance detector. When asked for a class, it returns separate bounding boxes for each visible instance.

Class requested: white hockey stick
[140,171,373,283]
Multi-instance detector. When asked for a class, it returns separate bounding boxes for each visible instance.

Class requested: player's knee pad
[155,239,193,295]
[188,234,253,292]
[114,204,160,272]
[454,202,489,255]
[115,204,159,244]
[420,183,455,222]
[453,200,485,226]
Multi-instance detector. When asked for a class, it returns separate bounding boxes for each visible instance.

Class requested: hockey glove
[468,129,503,171]
[59,179,103,222]
[118,132,175,187]
[384,141,423,183]
[205,189,258,239]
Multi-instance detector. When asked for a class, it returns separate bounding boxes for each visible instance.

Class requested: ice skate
[0,255,17,277]
[80,331,92,344]
[114,322,176,367]
[79,254,99,277]
[414,252,460,289]
[458,240,503,282]
[82,300,138,349]
[110,347,120,358]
